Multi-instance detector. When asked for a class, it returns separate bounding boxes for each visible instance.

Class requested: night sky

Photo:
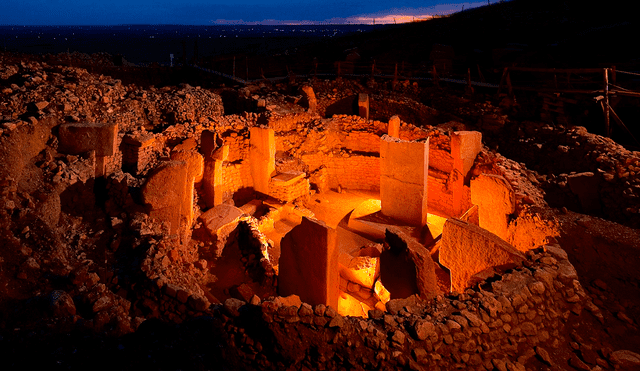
[2,0,486,25]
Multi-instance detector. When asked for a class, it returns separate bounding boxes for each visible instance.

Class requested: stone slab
[58,122,117,156]
[249,127,276,195]
[278,217,339,308]
[470,173,515,241]
[388,115,400,138]
[450,131,482,178]
[142,161,188,210]
[382,227,440,299]
[440,218,525,293]
[567,172,601,213]
[199,204,244,237]
[380,135,429,226]
[358,93,369,120]
[142,161,188,234]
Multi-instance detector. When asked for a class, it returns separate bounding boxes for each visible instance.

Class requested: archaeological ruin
[2,6,640,367]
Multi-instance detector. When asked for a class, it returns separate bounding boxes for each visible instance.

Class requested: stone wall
[220,162,253,203]
[197,244,599,370]
[303,153,380,191]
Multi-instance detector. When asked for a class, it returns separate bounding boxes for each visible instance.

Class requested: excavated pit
[1,52,639,370]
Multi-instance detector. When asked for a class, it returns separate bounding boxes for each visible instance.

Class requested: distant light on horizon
[211,2,486,25]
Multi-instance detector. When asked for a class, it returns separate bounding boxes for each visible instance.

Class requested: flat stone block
[142,161,188,210]
[58,122,117,156]
[279,217,339,308]
[440,218,525,293]
[200,204,244,237]
[388,115,400,138]
[451,131,482,177]
[470,173,515,241]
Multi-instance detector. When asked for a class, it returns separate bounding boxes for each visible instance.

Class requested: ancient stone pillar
[450,131,482,216]
[279,217,339,309]
[358,93,369,120]
[170,150,204,234]
[470,173,515,241]
[58,122,118,177]
[142,161,188,235]
[301,85,317,112]
[380,135,429,226]
[439,218,524,293]
[249,127,276,195]
[201,130,228,208]
[381,227,439,299]
[388,115,400,138]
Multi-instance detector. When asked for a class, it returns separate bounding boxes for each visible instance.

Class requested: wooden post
[612,65,617,85]
[604,68,610,137]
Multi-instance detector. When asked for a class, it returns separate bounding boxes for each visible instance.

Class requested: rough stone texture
[567,172,602,213]
[451,131,482,178]
[382,227,439,299]
[388,115,400,138]
[440,218,525,292]
[300,85,317,112]
[249,127,276,195]
[142,161,188,234]
[358,93,369,120]
[58,122,118,156]
[279,217,339,309]
[200,204,244,238]
[380,135,429,226]
[470,173,515,241]
[610,350,640,371]
[171,150,204,235]
[450,131,481,217]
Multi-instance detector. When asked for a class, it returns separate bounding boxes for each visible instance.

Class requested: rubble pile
[1,52,639,370]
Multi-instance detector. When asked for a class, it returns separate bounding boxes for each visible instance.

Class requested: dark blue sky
[2,0,485,25]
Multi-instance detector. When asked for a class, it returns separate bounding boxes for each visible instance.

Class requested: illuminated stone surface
[58,122,118,156]
[339,255,380,289]
[249,127,276,195]
[388,115,400,138]
[142,160,188,235]
[301,85,317,112]
[470,173,515,241]
[380,135,429,226]
[279,217,339,308]
[450,131,482,179]
[358,93,369,120]
[440,218,524,293]
[451,131,482,216]
[381,227,439,299]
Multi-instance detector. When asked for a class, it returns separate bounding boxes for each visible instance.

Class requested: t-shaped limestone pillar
[388,115,400,138]
[470,174,515,241]
[201,130,228,208]
[142,161,189,235]
[380,135,429,226]
[170,150,204,237]
[358,93,369,120]
[450,131,482,216]
[279,217,339,309]
[249,127,276,195]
